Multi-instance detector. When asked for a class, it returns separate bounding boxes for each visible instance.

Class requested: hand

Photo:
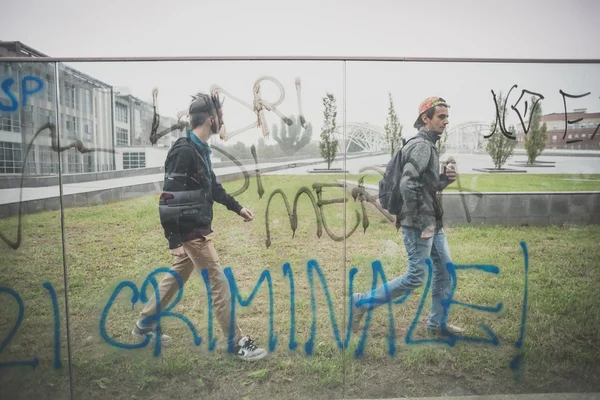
[240,207,254,222]
[445,162,457,182]
[421,225,435,240]
[170,246,185,257]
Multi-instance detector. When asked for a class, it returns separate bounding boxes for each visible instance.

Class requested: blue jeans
[354,226,453,330]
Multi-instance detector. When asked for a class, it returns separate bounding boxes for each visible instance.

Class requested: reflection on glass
[0,59,70,399]
[0,51,598,400]
[343,61,600,398]
[57,60,349,399]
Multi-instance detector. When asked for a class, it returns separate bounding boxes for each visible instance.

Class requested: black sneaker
[233,336,267,361]
[131,320,171,342]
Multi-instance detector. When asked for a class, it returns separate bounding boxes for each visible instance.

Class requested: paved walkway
[0,158,320,205]
[266,154,600,175]
[1,153,599,206]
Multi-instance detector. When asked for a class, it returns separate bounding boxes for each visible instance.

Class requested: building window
[39,109,51,125]
[46,74,55,102]
[83,89,92,114]
[83,153,94,173]
[0,141,22,174]
[38,146,59,175]
[68,151,81,173]
[36,108,56,126]
[0,110,21,132]
[72,116,78,137]
[123,152,146,169]
[25,147,36,175]
[116,103,129,123]
[62,113,68,134]
[0,63,16,80]
[552,135,557,142]
[63,115,79,139]
[83,118,93,139]
[116,127,129,146]
[63,83,76,109]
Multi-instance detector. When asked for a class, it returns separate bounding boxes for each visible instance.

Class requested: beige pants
[140,237,243,344]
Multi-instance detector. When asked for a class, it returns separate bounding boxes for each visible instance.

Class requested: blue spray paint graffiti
[304,259,353,355]
[0,282,60,369]
[95,242,529,379]
[0,286,39,369]
[0,213,529,379]
[43,282,62,369]
[224,267,278,353]
[200,268,217,352]
[355,259,412,357]
[283,262,298,351]
[510,241,529,382]
[99,267,202,357]
[0,76,45,112]
[0,222,530,383]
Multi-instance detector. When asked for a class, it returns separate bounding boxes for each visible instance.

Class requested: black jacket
[159,136,242,249]
[397,129,452,231]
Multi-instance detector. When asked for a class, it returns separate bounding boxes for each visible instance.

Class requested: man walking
[352,96,464,337]
[132,91,267,361]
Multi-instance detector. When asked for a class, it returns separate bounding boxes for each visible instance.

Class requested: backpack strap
[163,139,205,184]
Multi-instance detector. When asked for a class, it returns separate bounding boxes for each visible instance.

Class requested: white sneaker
[132,320,172,343]
[234,336,268,361]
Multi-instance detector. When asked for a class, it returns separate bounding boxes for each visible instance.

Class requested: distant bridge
[336,122,387,153]
[445,121,491,150]
[334,120,492,153]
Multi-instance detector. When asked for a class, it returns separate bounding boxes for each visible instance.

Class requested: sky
[2,0,600,145]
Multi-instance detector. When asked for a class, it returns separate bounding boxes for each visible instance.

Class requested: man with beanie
[351,96,465,337]
[132,92,267,361]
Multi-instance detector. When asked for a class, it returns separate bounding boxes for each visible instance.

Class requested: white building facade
[0,41,183,177]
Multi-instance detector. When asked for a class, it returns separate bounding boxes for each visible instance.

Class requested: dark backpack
[378,136,419,214]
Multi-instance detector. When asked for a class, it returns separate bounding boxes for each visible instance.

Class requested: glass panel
[344,61,600,398]
[62,60,347,399]
[0,60,71,399]
[2,54,599,399]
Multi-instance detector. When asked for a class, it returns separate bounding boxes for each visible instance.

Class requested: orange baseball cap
[413,96,450,128]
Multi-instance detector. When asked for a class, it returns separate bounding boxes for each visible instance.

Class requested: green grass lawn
[352,173,600,192]
[0,174,599,399]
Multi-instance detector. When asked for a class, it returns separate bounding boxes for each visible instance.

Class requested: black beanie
[188,93,213,129]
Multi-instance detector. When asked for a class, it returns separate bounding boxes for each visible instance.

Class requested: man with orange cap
[352,96,464,337]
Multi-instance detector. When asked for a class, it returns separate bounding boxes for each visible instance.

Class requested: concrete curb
[370,394,600,400]
[339,180,600,227]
